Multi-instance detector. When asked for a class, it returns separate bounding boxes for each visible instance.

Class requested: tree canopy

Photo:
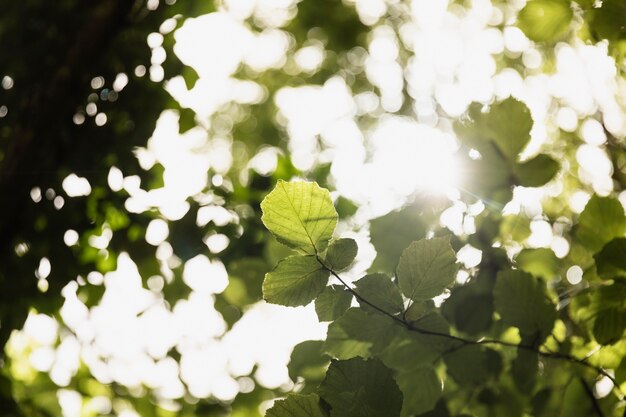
[2,0,626,416]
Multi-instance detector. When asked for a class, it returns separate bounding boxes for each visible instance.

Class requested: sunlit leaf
[515,248,560,279]
[494,270,556,340]
[263,255,329,306]
[354,273,404,315]
[397,237,459,301]
[575,195,626,253]
[319,358,402,417]
[324,238,357,271]
[261,180,338,254]
[266,394,329,417]
[315,285,353,322]
[517,0,573,42]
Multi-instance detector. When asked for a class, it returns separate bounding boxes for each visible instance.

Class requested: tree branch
[316,258,625,400]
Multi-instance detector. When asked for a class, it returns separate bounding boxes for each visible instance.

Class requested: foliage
[3,0,626,416]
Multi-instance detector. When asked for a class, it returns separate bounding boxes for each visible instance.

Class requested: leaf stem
[316,258,625,400]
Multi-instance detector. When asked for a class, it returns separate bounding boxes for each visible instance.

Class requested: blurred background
[1,0,626,415]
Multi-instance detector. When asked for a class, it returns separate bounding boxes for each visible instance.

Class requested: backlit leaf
[518,0,573,42]
[575,195,626,253]
[397,237,459,301]
[261,181,338,254]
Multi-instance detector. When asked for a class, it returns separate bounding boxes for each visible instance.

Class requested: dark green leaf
[512,349,538,393]
[494,270,556,340]
[354,273,404,315]
[263,255,329,306]
[178,107,196,134]
[395,367,442,416]
[288,341,330,386]
[593,307,626,345]
[324,238,358,271]
[575,195,626,253]
[324,308,397,359]
[513,154,560,187]
[444,345,501,387]
[593,237,626,279]
[266,394,329,417]
[319,358,402,417]
[315,285,353,322]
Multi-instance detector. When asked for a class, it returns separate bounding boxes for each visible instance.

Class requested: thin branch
[316,258,625,400]
[580,377,606,417]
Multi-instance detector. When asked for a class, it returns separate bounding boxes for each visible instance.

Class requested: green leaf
[181,66,200,90]
[288,341,330,387]
[378,328,440,371]
[593,307,626,345]
[319,358,402,417]
[354,273,404,315]
[261,180,338,254]
[494,270,556,340]
[513,154,560,187]
[324,308,397,359]
[178,107,196,134]
[442,286,494,336]
[324,238,358,271]
[575,195,626,253]
[512,348,538,393]
[397,237,459,301]
[455,98,533,160]
[263,255,329,306]
[593,237,626,279]
[369,206,427,272]
[266,394,329,417]
[315,285,353,322]
[589,0,626,46]
[500,214,532,242]
[395,367,442,416]
[515,248,560,279]
[517,0,573,42]
[444,345,501,387]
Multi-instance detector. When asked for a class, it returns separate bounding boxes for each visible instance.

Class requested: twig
[580,377,606,417]
[316,258,625,400]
